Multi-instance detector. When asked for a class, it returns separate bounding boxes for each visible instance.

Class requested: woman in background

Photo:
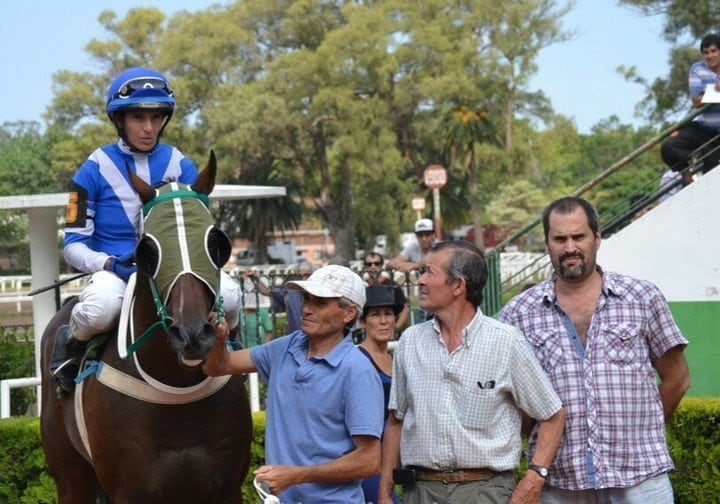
[358,285,403,504]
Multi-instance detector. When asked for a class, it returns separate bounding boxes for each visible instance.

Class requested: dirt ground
[0,301,33,327]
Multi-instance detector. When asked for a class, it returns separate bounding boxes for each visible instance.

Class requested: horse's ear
[191,150,217,196]
[126,163,155,205]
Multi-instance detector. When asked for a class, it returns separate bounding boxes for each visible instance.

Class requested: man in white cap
[388,218,437,323]
[204,265,384,504]
[387,218,436,274]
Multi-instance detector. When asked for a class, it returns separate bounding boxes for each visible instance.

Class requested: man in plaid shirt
[500,196,690,504]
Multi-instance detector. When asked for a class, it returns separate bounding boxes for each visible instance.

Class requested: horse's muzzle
[168,321,217,365]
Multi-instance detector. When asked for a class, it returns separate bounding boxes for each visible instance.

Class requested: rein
[124,188,224,358]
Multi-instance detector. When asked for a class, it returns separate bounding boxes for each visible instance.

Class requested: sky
[0,1,681,133]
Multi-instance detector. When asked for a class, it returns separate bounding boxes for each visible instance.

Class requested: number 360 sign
[423,164,447,189]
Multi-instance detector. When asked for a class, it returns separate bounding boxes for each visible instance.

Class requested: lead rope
[212,264,225,326]
[253,477,280,504]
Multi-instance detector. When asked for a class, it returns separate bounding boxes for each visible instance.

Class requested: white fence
[499,251,551,286]
[0,274,86,312]
[0,253,551,418]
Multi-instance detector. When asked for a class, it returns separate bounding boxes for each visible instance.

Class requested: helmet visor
[114,77,174,100]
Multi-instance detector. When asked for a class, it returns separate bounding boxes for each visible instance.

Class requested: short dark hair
[701,34,720,51]
[363,252,384,262]
[430,241,487,307]
[541,196,599,243]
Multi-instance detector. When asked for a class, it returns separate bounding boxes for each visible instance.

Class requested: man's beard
[557,252,587,280]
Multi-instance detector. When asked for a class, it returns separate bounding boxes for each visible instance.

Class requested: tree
[486,0,573,170]
[41,1,580,262]
[442,104,501,248]
[0,122,58,271]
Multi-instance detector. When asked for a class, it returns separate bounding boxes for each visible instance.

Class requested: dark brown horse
[40,153,252,503]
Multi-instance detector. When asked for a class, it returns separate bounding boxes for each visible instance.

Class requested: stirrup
[51,359,79,393]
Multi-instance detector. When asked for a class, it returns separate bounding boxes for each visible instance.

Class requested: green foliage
[0,122,59,270]
[0,328,35,416]
[486,179,548,231]
[241,411,267,503]
[0,122,58,195]
[3,400,720,501]
[6,0,679,264]
[0,413,266,503]
[667,397,720,503]
[0,418,52,504]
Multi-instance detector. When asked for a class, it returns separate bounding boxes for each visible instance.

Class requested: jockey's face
[122,110,166,151]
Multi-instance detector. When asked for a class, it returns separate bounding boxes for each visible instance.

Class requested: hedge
[666,397,720,503]
[0,412,266,504]
[1,398,718,502]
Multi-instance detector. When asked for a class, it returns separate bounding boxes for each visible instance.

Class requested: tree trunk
[311,122,355,263]
[254,206,270,265]
[467,146,484,249]
[505,86,515,174]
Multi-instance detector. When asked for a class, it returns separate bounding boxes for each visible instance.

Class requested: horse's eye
[207,227,231,268]
[135,235,160,278]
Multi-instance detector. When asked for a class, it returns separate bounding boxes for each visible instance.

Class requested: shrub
[667,397,720,503]
[0,418,53,503]
[0,327,36,416]
[2,399,719,501]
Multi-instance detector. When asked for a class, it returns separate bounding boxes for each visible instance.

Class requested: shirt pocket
[525,329,564,373]
[602,322,641,365]
[459,386,497,429]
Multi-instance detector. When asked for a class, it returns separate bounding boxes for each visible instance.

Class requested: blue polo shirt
[251,331,384,504]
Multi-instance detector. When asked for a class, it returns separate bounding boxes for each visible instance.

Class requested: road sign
[423,164,447,189]
[411,198,426,211]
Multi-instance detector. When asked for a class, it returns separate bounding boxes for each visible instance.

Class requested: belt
[412,467,498,483]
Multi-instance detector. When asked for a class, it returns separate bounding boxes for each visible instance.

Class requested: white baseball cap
[286,265,366,308]
[414,218,434,233]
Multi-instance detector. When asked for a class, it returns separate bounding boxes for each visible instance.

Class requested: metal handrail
[483,105,712,314]
[490,105,710,254]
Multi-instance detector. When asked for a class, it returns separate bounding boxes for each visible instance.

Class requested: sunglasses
[364,261,383,267]
[114,77,174,100]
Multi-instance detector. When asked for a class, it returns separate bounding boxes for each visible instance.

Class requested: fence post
[482,251,501,317]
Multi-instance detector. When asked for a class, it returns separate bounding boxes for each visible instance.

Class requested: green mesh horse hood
[140,182,221,304]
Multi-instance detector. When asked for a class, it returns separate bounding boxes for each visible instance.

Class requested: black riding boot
[50,325,87,393]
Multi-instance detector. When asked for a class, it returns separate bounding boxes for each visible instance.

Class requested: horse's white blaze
[170,184,192,271]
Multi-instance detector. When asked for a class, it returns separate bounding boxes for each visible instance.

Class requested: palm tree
[442,103,500,249]
[216,160,303,265]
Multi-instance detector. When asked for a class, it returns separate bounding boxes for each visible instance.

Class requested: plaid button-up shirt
[499,269,688,490]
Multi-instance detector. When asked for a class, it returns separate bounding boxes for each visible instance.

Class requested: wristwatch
[528,463,549,478]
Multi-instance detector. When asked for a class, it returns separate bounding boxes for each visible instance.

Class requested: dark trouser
[660,122,720,174]
[403,471,515,504]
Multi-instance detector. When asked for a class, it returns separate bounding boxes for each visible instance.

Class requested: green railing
[481,105,713,316]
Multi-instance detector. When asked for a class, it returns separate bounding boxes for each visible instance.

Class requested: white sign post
[423,165,447,238]
[411,197,426,220]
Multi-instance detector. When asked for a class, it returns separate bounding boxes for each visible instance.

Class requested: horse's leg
[53,466,101,504]
[42,402,100,503]
[41,392,100,503]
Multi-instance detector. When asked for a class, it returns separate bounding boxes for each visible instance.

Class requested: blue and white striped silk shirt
[499,269,688,490]
[389,309,562,472]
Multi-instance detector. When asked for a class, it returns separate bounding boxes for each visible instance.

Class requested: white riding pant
[70,270,241,341]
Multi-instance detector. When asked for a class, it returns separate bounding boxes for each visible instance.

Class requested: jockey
[50,67,241,392]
